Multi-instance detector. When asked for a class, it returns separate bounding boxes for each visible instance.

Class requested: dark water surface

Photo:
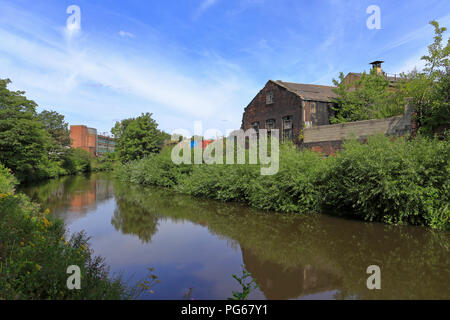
[20,173,449,300]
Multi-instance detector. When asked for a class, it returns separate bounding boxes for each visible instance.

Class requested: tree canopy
[0,79,50,180]
[112,112,168,163]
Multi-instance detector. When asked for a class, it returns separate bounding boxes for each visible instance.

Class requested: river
[20,173,449,300]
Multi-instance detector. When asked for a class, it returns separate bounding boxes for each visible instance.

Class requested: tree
[112,113,166,162]
[330,70,406,123]
[0,79,51,180]
[421,21,450,77]
[399,21,449,136]
[38,110,71,161]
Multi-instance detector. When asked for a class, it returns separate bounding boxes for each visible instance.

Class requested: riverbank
[115,135,449,230]
[0,164,133,299]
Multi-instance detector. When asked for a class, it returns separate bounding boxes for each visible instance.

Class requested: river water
[20,173,449,300]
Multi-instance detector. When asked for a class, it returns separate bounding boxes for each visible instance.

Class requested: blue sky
[0,0,449,136]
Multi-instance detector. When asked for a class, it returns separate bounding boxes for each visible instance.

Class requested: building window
[266,91,274,105]
[310,102,317,114]
[265,119,275,130]
[282,116,293,140]
[251,121,260,132]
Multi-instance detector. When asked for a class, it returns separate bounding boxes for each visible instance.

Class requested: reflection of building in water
[69,178,115,213]
[241,247,340,300]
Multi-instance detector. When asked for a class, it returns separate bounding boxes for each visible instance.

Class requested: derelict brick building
[241,80,337,142]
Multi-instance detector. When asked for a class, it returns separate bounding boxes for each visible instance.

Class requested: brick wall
[70,125,97,157]
[241,81,303,140]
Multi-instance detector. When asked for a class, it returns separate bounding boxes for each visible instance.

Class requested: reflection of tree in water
[111,196,159,244]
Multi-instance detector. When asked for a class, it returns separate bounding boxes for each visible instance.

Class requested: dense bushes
[116,136,449,230]
[0,165,134,299]
[321,136,449,229]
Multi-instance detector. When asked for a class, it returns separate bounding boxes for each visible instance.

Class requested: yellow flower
[35,264,41,271]
[20,241,24,246]
[80,244,87,251]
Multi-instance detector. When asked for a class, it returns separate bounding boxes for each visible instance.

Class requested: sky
[0,0,449,136]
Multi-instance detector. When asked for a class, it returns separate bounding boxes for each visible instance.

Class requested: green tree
[0,79,51,180]
[38,110,71,148]
[399,21,449,136]
[330,69,406,123]
[112,113,166,162]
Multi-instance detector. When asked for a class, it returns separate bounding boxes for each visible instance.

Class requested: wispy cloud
[193,0,219,20]
[0,2,256,134]
[118,30,135,38]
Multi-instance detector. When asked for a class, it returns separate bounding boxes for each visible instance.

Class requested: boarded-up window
[282,116,293,140]
[266,91,274,104]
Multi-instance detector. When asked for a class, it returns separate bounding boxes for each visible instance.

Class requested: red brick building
[70,125,98,157]
[241,80,337,142]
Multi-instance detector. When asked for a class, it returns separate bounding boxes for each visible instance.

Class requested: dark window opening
[282,116,293,140]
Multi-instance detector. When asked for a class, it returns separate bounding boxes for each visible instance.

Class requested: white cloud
[118,30,135,38]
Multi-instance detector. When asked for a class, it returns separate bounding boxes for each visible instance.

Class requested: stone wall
[301,106,415,155]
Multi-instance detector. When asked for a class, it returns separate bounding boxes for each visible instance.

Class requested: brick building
[241,80,337,141]
[70,125,98,156]
[70,125,115,157]
[241,62,403,144]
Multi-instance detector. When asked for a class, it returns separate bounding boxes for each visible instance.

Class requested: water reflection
[21,174,450,300]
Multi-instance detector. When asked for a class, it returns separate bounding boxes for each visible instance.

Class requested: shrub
[0,163,18,194]
[248,144,326,213]
[116,147,192,188]
[178,163,259,202]
[321,135,449,229]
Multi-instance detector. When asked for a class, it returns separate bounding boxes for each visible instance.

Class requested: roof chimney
[370,60,384,75]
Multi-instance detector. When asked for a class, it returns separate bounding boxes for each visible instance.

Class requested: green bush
[248,144,326,213]
[62,148,93,175]
[0,163,18,194]
[321,135,449,229]
[178,163,259,202]
[116,147,192,187]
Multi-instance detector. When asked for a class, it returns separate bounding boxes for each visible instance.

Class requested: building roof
[272,80,337,102]
[345,72,400,83]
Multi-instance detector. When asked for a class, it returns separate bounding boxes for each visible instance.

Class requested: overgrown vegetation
[332,20,449,138]
[0,163,135,299]
[116,136,449,230]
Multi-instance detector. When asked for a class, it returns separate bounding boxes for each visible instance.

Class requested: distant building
[70,125,115,157]
[70,125,98,157]
[97,134,116,157]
